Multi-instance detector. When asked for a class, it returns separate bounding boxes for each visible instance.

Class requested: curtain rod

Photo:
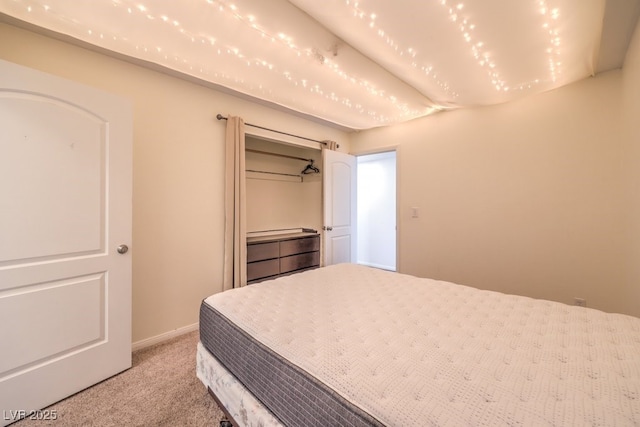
[216,114,337,147]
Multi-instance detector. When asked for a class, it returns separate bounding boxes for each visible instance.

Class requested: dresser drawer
[280,252,320,274]
[247,258,280,282]
[247,241,279,262]
[280,236,320,257]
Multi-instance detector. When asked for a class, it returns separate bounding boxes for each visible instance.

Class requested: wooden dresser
[246,233,320,284]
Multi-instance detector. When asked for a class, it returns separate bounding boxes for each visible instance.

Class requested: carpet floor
[12,330,225,426]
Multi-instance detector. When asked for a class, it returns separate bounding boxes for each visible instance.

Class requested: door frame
[352,145,400,272]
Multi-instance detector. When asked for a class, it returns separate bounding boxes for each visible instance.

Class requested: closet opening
[356,150,397,271]
[245,136,322,236]
[244,136,323,283]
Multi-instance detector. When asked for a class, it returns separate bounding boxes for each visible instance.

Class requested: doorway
[356,151,397,271]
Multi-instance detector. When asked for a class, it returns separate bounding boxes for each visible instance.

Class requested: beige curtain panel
[223,116,247,290]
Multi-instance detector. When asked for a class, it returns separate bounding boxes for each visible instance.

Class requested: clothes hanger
[301,161,320,174]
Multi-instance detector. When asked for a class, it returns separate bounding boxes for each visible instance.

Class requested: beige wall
[622,19,640,317]
[0,23,349,343]
[351,23,640,318]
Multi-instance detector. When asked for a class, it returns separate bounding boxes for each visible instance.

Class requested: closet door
[322,149,356,265]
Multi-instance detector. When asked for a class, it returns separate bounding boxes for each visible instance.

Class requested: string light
[333,0,571,100]
[338,0,457,102]
[1,0,597,128]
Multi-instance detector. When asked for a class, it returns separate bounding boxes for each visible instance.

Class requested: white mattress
[203,263,640,426]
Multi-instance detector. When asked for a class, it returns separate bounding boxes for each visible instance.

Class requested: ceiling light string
[504,0,563,93]
[201,0,410,123]
[25,1,115,44]
[439,0,509,93]
[131,1,277,91]
[538,0,562,83]
[341,0,457,102]
[105,1,296,106]
[8,0,446,126]
[36,0,427,125]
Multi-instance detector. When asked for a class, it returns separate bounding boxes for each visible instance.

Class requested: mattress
[199,263,640,426]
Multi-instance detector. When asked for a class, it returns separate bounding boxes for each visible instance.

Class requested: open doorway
[356,151,397,271]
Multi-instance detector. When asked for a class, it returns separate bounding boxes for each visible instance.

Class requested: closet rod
[246,169,302,179]
[246,148,312,163]
[216,114,338,147]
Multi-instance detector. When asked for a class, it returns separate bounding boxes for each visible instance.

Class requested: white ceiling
[1,0,639,130]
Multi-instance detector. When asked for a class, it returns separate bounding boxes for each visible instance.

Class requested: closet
[245,136,322,283]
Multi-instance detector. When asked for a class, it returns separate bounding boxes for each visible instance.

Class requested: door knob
[117,244,129,254]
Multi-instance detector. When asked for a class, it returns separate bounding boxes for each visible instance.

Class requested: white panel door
[0,59,132,425]
[322,149,356,265]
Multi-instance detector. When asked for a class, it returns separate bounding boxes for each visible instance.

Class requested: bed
[197,263,640,426]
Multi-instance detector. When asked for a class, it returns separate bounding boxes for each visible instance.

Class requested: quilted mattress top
[205,263,640,426]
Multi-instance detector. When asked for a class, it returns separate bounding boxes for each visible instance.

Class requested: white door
[322,149,356,265]
[0,59,132,424]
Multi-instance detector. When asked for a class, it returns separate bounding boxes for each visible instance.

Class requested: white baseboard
[132,323,199,352]
[357,261,396,271]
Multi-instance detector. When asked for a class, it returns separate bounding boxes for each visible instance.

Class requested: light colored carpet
[12,330,225,426]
